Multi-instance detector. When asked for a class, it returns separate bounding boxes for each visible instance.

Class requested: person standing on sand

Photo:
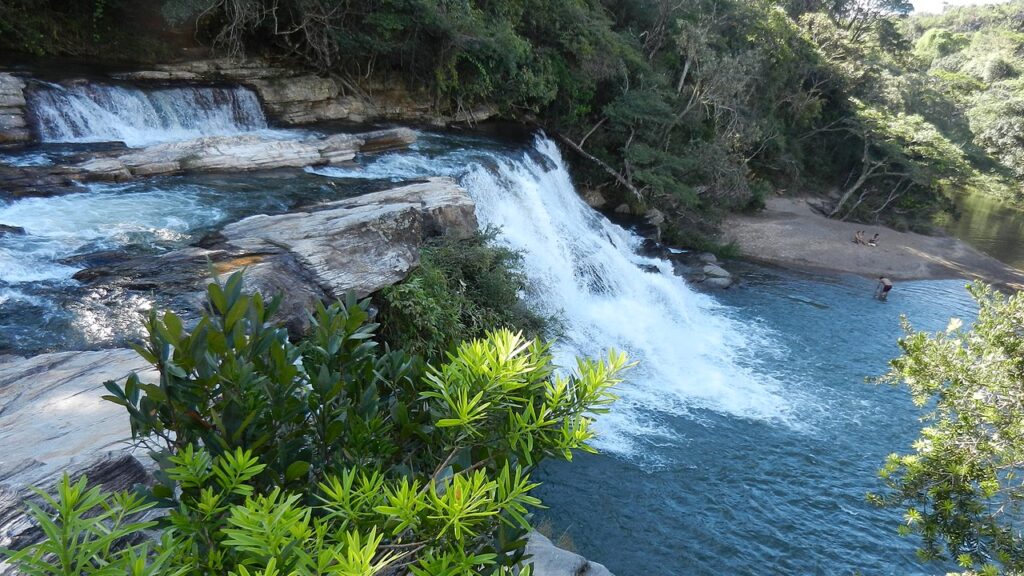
[875,276,893,301]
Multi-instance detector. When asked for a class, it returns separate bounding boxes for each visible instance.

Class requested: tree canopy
[874,283,1024,576]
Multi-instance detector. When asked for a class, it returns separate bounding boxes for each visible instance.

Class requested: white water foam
[462,139,795,455]
[310,136,798,457]
[27,82,270,146]
[0,184,225,285]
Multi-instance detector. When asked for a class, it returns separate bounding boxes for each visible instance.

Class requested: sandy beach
[724,197,1024,290]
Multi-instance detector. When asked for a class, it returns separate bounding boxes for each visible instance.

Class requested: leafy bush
[375,232,547,362]
[872,283,1024,575]
[4,272,630,574]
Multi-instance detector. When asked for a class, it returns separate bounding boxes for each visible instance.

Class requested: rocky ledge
[0,74,28,147]
[112,58,497,127]
[0,349,156,558]
[0,127,416,196]
[0,176,610,575]
[73,177,477,336]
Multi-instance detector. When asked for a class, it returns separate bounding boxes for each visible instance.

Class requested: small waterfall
[26,82,268,146]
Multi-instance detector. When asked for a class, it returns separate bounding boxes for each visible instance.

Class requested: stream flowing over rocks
[0,63,610,576]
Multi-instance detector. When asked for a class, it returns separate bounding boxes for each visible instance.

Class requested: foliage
[11,0,1018,231]
[73,271,630,573]
[872,282,1024,575]
[375,231,547,362]
[0,0,172,60]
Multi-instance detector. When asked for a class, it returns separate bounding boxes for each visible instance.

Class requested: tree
[828,101,969,220]
[873,283,1024,575]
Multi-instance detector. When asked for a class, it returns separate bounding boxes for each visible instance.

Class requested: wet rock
[614,203,631,214]
[580,188,607,209]
[637,263,660,274]
[75,178,477,334]
[525,531,614,576]
[702,264,731,278]
[0,225,25,237]
[0,128,417,194]
[0,74,29,146]
[697,252,717,264]
[703,276,733,289]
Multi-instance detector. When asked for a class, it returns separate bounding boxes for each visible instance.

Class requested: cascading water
[460,139,795,453]
[26,82,268,146]
[317,135,795,453]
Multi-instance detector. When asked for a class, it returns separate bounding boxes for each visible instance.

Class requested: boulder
[697,252,717,264]
[74,178,478,335]
[580,188,607,209]
[0,225,25,237]
[702,264,731,278]
[0,349,156,564]
[703,276,733,289]
[525,531,614,576]
[644,208,665,226]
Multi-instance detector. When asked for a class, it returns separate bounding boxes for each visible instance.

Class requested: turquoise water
[536,266,976,575]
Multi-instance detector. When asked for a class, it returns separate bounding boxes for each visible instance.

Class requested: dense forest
[3,0,1024,241]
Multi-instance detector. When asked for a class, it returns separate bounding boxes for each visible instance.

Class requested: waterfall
[459,138,794,455]
[26,82,268,146]
[314,135,799,454]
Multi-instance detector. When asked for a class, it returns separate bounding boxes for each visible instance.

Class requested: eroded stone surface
[0,349,157,571]
[525,531,615,576]
[0,128,416,195]
[75,178,478,334]
[0,74,29,146]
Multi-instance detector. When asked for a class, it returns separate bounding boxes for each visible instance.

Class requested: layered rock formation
[113,59,497,126]
[0,127,415,196]
[0,177,477,570]
[0,74,28,146]
[0,349,155,559]
[74,177,477,334]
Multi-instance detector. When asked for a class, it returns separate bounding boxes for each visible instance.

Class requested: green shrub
[376,231,548,362]
[6,271,630,575]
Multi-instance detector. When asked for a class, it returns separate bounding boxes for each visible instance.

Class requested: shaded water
[945,191,1024,271]
[0,171,385,353]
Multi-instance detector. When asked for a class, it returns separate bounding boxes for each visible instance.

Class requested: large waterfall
[26,82,268,146]
[461,139,793,453]
[312,135,795,455]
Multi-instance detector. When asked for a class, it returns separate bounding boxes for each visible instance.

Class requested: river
[0,80,990,575]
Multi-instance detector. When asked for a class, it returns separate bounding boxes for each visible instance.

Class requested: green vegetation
[375,232,547,362]
[873,283,1024,576]
[1,272,629,574]
[905,1,1024,204]
[0,0,173,61]
[4,0,1001,235]
[7,0,1024,232]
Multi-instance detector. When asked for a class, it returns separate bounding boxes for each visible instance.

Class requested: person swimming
[875,276,892,300]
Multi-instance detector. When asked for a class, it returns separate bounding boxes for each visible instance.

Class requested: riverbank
[724,197,1024,290]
